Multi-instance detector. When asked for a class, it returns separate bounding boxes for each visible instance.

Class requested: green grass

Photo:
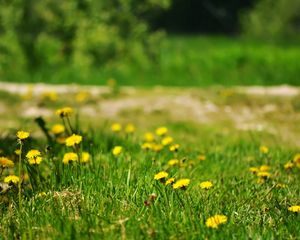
[3,35,300,86]
[0,86,299,239]
[0,117,299,239]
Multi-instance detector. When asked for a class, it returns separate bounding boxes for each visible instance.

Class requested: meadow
[0,84,299,239]
[5,36,300,87]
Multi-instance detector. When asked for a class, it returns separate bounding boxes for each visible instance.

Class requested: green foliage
[9,36,300,86]
[0,0,171,80]
[241,0,300,40]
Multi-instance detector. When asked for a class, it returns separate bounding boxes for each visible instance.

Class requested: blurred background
[0,0,299,86]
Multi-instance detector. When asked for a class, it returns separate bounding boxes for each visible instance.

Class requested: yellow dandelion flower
[293,154,300,168]
[26,149,42,165]
[26,149,41,159]
[288,205,300,213]
[173,178,190,189]
[0,157,14,168]
[161,136,173,146]
[169,144,180,152]
[80,152,90,163]
[56,107,73,117]
[111,123,122,132]
[155,127,168,136]
[284,162,294,170]
[260,145,269,154]
[4,175,20,184]
[15,149,21,155]
[37,192,47,198]
[144,132,155,142]
[154,171,168,180]
[125,123,135,133]
[198,155,206,161]
[63,152,78,164]
[165,178,175,186]
[257,178,265,184]
[205,215,227,228]
[168,159,179,166]
[275,183,287,189]
[249,167,259,174]
[28,156,42,165]
[65,134,82,147]
[112,146,123,156]
[51,124,65,135]
[76,92,89,103]
[152,144,163,152]
[259,165,270,172]
[42,91,58,101]
[199,181,213,190]
[17,131,30,140]
[257,171,271,178]
[141,142,153,150]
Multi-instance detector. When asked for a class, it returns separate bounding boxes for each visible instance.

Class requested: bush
[241,0,300,41]
[0,0,171,81]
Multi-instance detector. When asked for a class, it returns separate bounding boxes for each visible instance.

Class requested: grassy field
[4,35,300,86]
[0,85,299,239]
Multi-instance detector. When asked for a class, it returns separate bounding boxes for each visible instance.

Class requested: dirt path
[0,82,299,146]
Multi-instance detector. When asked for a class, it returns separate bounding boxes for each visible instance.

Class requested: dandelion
[154,171,168,180]
[0,157,14,168]
[249,167,259,174]
[168,159,179,166]
[169,144,180,152]
[112,146,122,156]
[26,149,41,159]
[28,157,42,165]
[161,136,173,146]
[259,165,270,172]
[199,181,213,190]
[144,132,155,142]
[76,92,89,103]
[65,134,82,147]
[257,171,271,179]
[141,142,153,150]
[15,149,21,156]
[125,123,135,133]
[198,155,206,161]
[26,150,41,164]
[284,162,294,170]
[275,183,287,189]
[173,178,190,189]
[293,153,300,167]
[152,144,163,152]
[205,215,227,228]
[155,127,168,136]
[288,206,300,213]
[4,175,20,184]
[17,131,30,140]
[63,152,78,164]
[165,178,175,186]
[80,152,90,163]
[37,192,47,198]
[42,91,58,101]
[260,146,269,154]
[51,124,65,135]
[111,123,122,132]
[56,107,73,117]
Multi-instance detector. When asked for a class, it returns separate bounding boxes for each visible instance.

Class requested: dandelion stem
[18,142,23,211]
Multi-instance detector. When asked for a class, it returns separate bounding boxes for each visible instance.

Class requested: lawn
[0,85,299,239]
[4,35,300,86]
